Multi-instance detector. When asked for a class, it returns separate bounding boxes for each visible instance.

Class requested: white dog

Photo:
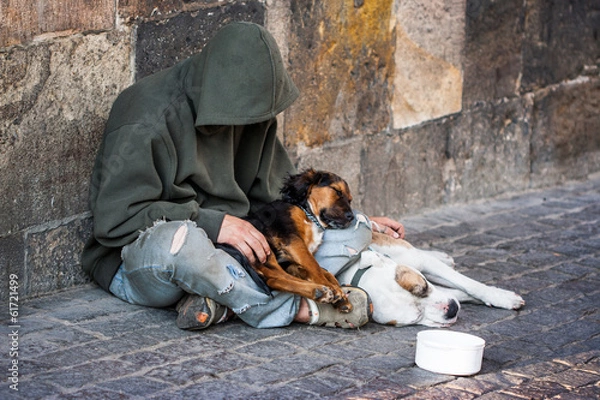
[337,232,525,327]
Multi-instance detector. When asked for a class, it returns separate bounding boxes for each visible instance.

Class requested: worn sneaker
[307,286,372,329]
[175,295,228,330]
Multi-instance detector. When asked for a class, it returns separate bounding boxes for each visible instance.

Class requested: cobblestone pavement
[4,175,600,399]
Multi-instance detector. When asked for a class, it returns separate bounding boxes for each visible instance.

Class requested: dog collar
[298,204,326,231]
[350,265,372,287]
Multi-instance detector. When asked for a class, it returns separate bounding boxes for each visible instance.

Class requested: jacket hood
[188,22,299,126]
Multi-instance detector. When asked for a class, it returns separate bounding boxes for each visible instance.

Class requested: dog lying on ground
[337,227,525,327]
[220,169,356,312]
[223,168,525,325]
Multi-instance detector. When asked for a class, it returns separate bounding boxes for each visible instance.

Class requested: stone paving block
[521,321,600,349]
[222,365,293,386]
[187,349,258,375]
[272,327,352,350]
[32,359,139,390]
[246,386,315,400]
[506,250,564,269]
[502,379,569,399]
[261,352,338,376]
[146,361,216,386]
[507,360,571,380]
[550,385,600,400]
[444,375,503,396]
[118,350,181,368]
[166,379,256,400]
[10,380,63,400]
[160,332,244,357]
[477,261,529,282]
[20,324,100,356]
[388,367,454,389]
[97,376,173,397]
[455,232,507,247]
[336,377,415,399]
[322,363,383,384]
[347,327,419,353]
[403,386,477,399]
[24,344,113,373]
[540,368,600,389]
[555,278,600,297]
[313,341,378,361]
[350,353,415,375]
[61,386,134,400]
[553,262,598,278]
[287,373,355,396]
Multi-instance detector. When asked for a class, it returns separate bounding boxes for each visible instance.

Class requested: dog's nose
[345,211,354,221]
[445,299,459,319]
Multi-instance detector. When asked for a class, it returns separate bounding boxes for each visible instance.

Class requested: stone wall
[1,0,598,301]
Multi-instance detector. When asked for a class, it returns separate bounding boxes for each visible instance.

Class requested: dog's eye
[333,188,345,198]
[333,188,352,203]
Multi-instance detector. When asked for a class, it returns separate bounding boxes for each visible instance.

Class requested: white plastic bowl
[415,330,486,376]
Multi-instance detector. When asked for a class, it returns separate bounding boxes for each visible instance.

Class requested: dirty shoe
[175,294,228,330]
[307,286,372,329]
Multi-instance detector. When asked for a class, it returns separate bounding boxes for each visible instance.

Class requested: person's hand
[217,215,271,265]
[369,216,405,239]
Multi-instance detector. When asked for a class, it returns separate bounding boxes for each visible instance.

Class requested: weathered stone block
[24,216,92,298]
[0,234,24,309]
[361,97,531,218]
[360,124,447,218]
[522,0,600,92]
[392,0,465,129]
[119,0,182,19]
[463,0,524,105]
[0,30,132,235]
[286,0,395,146]
[0,0,115,47]
[443,98,531,203]
[119,0,241,19]
[530,78,600,186]
[135,2,265,79]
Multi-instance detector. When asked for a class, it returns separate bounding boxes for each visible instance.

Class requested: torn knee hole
[345,245,358,256]
[217,281,234,295]
[169,224,188,255]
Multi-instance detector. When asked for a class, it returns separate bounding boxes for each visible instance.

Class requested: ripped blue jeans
[109,213,373,328]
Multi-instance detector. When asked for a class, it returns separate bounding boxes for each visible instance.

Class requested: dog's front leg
[284,241,353,312]
[256,253,341,303]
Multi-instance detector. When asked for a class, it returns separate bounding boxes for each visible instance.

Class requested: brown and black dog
[219,169,355,312]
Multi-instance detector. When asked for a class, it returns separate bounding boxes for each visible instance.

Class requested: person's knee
[122,220,213,267]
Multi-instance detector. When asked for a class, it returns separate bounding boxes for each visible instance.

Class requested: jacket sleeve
[90,124,211,247]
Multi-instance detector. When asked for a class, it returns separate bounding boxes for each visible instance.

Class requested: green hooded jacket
[82,22,300,291]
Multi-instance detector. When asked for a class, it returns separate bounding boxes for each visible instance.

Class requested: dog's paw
[314,286,335,303]
[483,288,525,310]
[333,298,353,313]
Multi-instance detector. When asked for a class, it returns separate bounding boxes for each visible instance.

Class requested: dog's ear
[281,168,318,204]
